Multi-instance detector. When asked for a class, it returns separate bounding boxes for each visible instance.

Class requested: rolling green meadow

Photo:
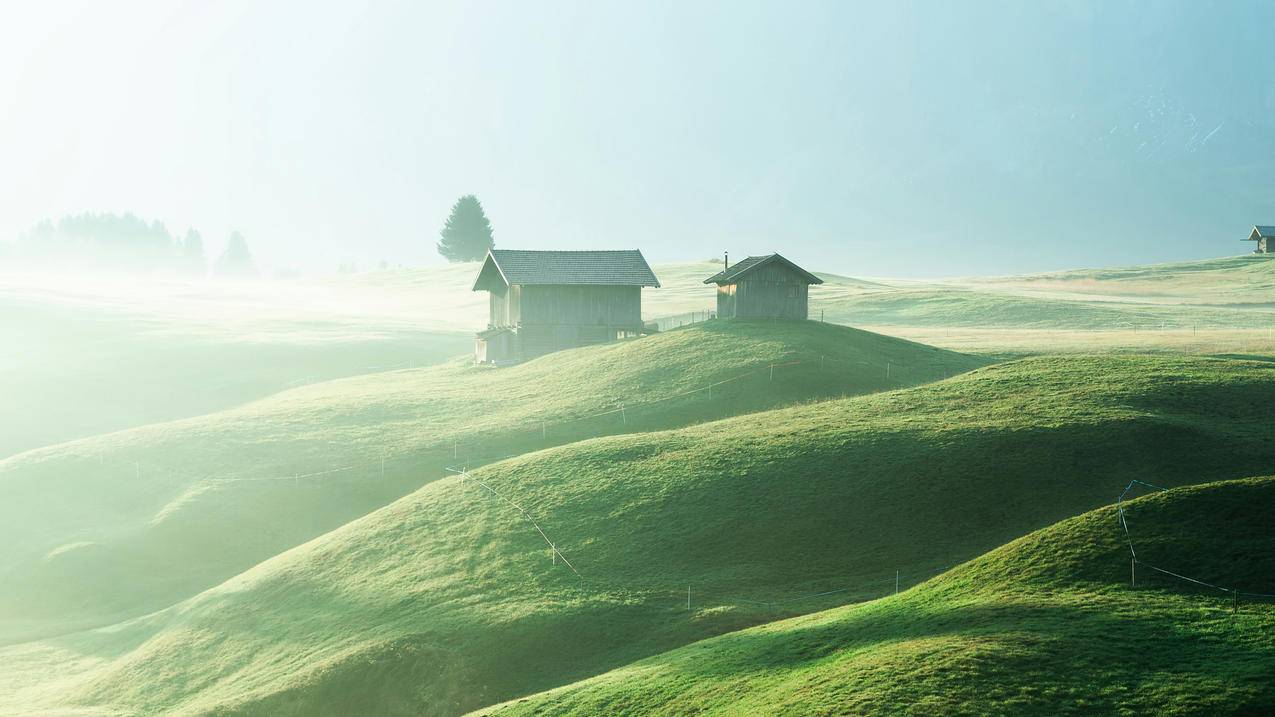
[475,477,1275,716]
[11,4,1275,714]
[0,317,979,645]
[0,271,473,459]
[3,254,1275,715]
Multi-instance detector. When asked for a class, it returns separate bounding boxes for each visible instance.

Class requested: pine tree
[215,230,255,278]
[437,195,495,262]
[181,228,206,276]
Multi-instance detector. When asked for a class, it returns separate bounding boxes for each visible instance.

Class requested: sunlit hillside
[8,251,1274,465]
[340,254,1275,354]
[338,254,1275,338]
[0,271,473,458]
[478,477,1275,716]
[0,320,976,645]
[3,354,1272,715]
[964,255,1275,303]
[7,5,1275,716]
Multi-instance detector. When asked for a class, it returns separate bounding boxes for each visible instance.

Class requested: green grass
[349,255,1275,353]
[0,279,471,459]
[5,353,1274,716]
[0,320,974,644]
[814,287,1214,329]
[7,252,1275,462]
[294,254,1275,339]
[475,476,1275,716]
[811,256,1275,332]
[585,255,1275,332]
[985,253,1275,301]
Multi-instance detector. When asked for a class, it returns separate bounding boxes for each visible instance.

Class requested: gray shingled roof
[474,249,660,288]
[703,253,823,285]
[1251,225,1275,239]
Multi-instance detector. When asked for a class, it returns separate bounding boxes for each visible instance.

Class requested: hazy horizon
[3,1,1273,278]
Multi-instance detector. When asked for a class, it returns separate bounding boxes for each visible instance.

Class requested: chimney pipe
[724,251,729,270]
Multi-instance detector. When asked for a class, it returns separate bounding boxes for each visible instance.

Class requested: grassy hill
[814,256,1275,332]
[476,476,1275,716]
[5,353,1273,715]
[0,320,974,644]
[969,254,1275,304]
[551,255,1275,332]
[0,275,471,459]
[347,255,1275,354]
[307,254,1275,335]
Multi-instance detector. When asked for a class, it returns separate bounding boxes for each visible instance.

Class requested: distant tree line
[2,212,254,277]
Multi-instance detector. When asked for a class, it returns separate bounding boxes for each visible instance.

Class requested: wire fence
[649,309,716,331]
[1116,479,1275,609]
[62,350,946,494]
[419,467,1275,616]
[447,465,948,612]
[36,361,1275,620]
[9,350,966,623]
[444,350,939,460]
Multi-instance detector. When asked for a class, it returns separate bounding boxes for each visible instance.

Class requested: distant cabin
[703,254,822,320]
[1246,225,1275,254]
[471,249,661,364]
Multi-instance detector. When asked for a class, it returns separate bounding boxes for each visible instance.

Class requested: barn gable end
[1246,225,1275,254]
[703,253,821,321]
[470,249,659,364]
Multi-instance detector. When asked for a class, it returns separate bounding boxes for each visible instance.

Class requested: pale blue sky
[2,1,1273,276]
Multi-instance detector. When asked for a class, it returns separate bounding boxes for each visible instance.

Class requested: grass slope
[323,255,1275,335]
[6,354,1274,715]
[974,254,1275,303]
[0,278,470,459]
[351,255,1275,353]
[477,477,1275,716]
[0,320,973,644]
[816,256,1275,332]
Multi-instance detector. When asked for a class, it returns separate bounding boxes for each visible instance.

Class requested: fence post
[1131,557,1136,588]
[621,403,627,425]
[769,364,774,382]
[887,361,891,380]
[895,570,900,595]
[820,355,825,371]
[380,457,385,480]
[541,420,547,439]
[687,585,691,611]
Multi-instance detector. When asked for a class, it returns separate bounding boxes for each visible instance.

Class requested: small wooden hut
[703,253,822,320]
[471,249,660,364]
[1245,225,1275,254]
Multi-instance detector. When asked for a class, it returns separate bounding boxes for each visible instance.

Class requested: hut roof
[702,254,823,285]
[1247,226,1275,241]
[472,249,661,290]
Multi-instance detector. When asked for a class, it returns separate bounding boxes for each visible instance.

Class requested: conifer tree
[437,195,495,262]
[215,230,255,278]
[181,228,206,276]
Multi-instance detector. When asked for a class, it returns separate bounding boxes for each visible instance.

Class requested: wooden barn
[471,249,661,364]
[703,253,822,320]
[1245,225,1275,254]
